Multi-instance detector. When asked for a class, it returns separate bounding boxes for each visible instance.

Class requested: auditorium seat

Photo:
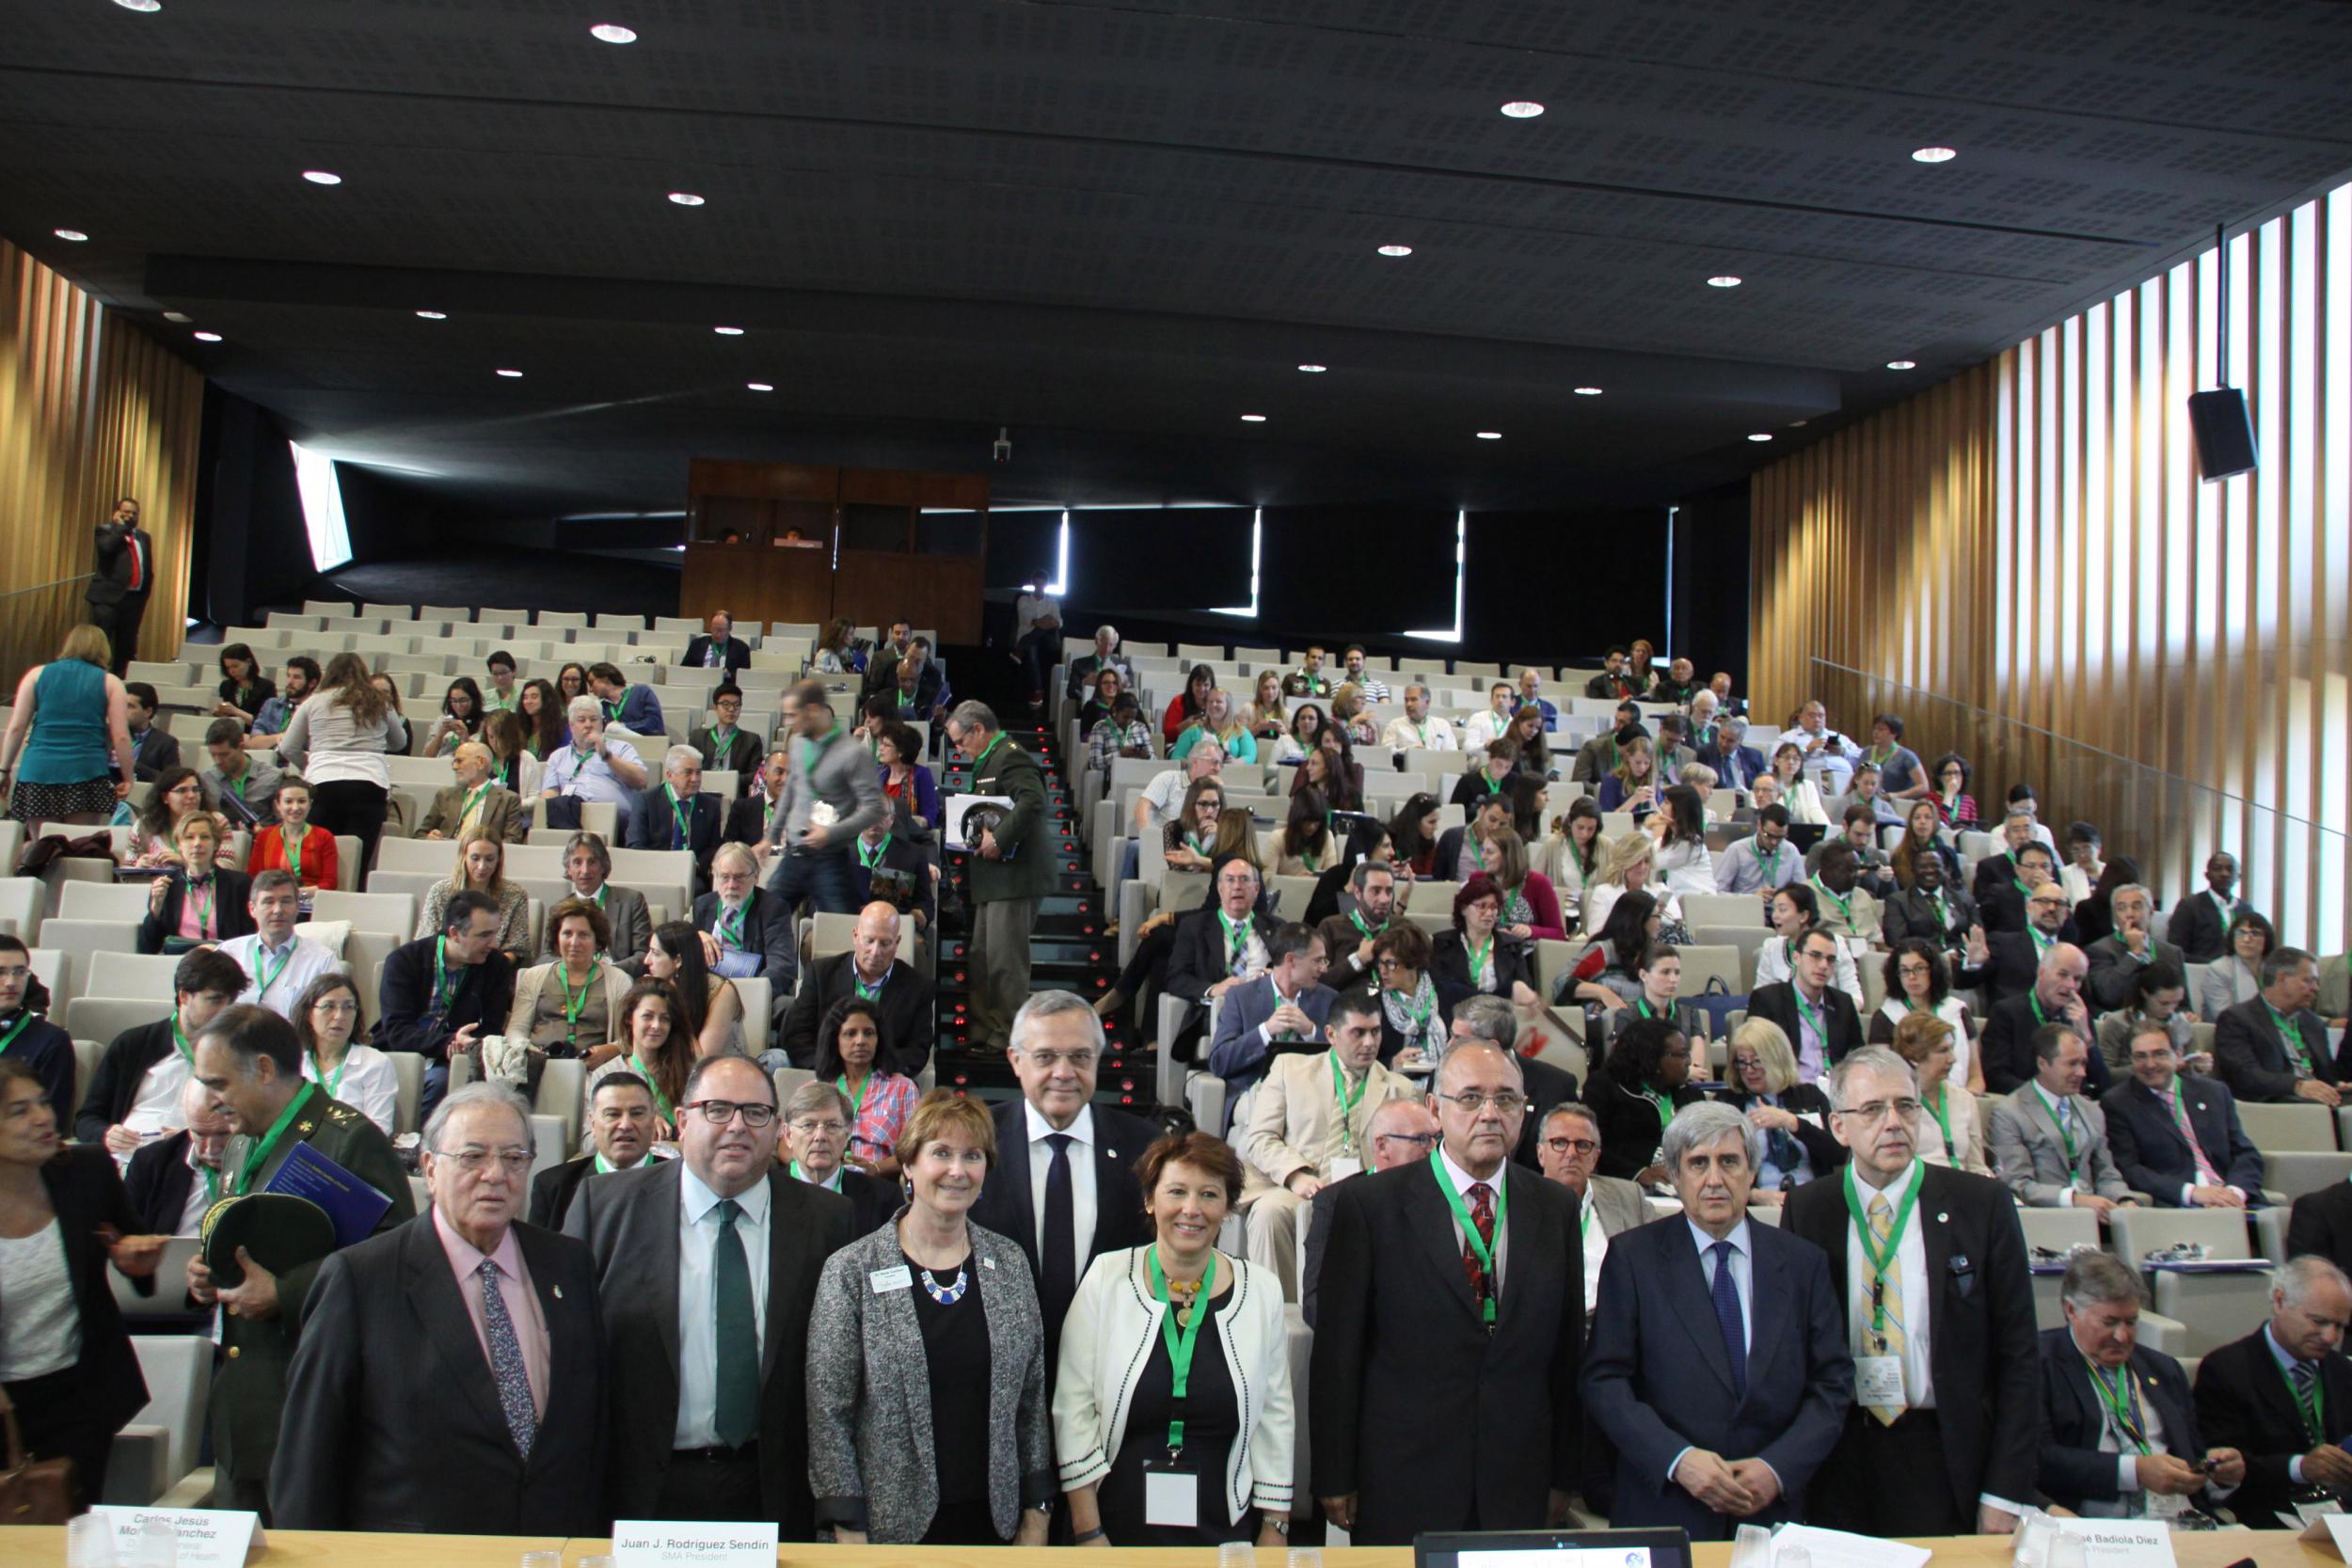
[66,995,163,1050]
[2107,1207,2272,1356]
[40,916,142,981]
[2263,1150,2352,1203]
[2236,1101,2338,1152]
[99,1335,211,1506]
[58,880,151,922]
[0,875,41,942]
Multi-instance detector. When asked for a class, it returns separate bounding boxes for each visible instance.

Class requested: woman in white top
[1271,703,1325,765]
[1649,784,1716,896]
[1239,672,1289,742]
[1056,1130,1292,1548]
[2059,822,2105,908]
[278,651,409,869]
[1753,883,1863,1002]
[2198,911,2274,1021]
[294,971,397,1135]
[1889,1013,1989,1176]
[1543,798,1609,931]
[1767,742,1828,826]
[1581,830,1677,940]
[1866,940,1979,1091]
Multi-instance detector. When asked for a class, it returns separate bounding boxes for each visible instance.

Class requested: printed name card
[612,1518,779,1568]
[2050,1519,2178,1568]
[2298,1511,2352,1559]
[91,1507,262,1568]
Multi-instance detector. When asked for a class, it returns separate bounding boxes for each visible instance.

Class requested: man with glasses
[216,871,342,1021]
[273,1082,606,1531]
[566,1053,854,1528]
[2101,1019,2263,1209]
[1301,1094,1439,1328]
[1237,988,1418,1302]
[1714,803,1799,901]
[779,1080,892,1234]
[777,901,930,1078]
[1165,854,1278,1063]
[689,683,763,782]
[1313,1037,1584,1543]
[1962,873,2075,1009]
[1206,921,1338,1117]
[1786,1047,2040,1537]
[1748,927,1864,1085]
[1988,1026,2136,1212]
[1535,1102,1645,1311]
[528,1070,671,1229]
[183,1005,415,1518]
[2215,946,2344,1106]
[1978,942,2099,1097]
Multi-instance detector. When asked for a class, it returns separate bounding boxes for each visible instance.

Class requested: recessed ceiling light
[746,382,773,392]
[667,191,706,207]
[1376,244,1413,257]
[113,0,162,11]
[1296,363,1327,373]
[712,325,744,336]
[1475,431,1503,440]
[589,23,637,43]
[54,229,88,242]
[1239,414,1267,422]
[162,310,191,323]
[1885,359,1916,370]
[1747,433,1773,442]
[1499,101,1545,119]
[495,368,524,378]
[301,170,342,186]
[1911,146,1958,164]
[191,331,222,342]
[415,309,448,320]
[1573,386,1603,396]
[1707,275,1742,288]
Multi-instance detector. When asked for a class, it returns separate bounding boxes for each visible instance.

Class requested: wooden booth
[678,460,989,644]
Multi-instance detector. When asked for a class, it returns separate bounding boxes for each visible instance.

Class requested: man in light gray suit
[564,1053,855,1532]
[1987,1024,2138,1213]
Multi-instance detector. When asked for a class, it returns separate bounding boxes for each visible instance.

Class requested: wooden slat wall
[0,237,203,682]
[1752,183,2350,955]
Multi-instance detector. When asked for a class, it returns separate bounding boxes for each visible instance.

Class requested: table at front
[3,1530,2338,1568]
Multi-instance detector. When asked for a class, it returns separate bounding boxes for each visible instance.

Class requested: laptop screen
[1418,1529,1695,1568]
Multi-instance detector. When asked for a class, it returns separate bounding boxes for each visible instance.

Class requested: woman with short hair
[506,895,632,1071]
[1893,1011,1987,1175]
[212,642,276,728]
[2199,911,2276,1020]
[294,971,397,1133]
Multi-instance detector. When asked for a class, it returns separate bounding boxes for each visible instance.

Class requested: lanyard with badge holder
[1141,1247,1217,1528]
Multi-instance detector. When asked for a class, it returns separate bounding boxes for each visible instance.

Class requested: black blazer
[135,867,255,954]
[723,794,770,847]
[2083,934,2186,1012]
[1746,981,1865,1074]
[777,951,932,1077]
[527,1155,596,1232]
[626,784,723,874]
[272,1214,607,1533]
[87,519,153,606]
[1979,993,2108,1098]
[376,937,516,1063]
[846,829,936,930]
[1582,1065,1704,1181]
[72,1016,175,1142]
[690,888,800,1011]
[2291,1181,2352,1282]
[688,724,763,781]
[1971,850,2029,908]
[1956,929,2064,1010]
[0,1012,75,1123]
[564,1160,854,1535]
[2102,1076,2266,1203]
[2037,1328,2210,1513]
[2167,891,2250,965]
[129,726,182,784]
[2214,997,2345,1103]
[1163,906,1279,1005]
[15,1148,152,1438]
[1714,1082,1844,1186]
[1787,1164,2042,1524]
[123,1128,198,1235]
[829,1165,895,1236]
[1311,1158,1583,1544]
[1430,927,1536,1001]
[2194,1324,2352,1526]
[680,633,751,673]
[1882,884,1976,954]
[1581,1206,1851,1538]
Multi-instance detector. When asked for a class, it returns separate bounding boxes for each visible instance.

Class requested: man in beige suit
[1241,989,1419,1300]
[1987,1024,2137,1213]
[419,740,527,845]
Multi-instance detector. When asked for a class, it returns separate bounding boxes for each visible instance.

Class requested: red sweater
[246,823,339,891]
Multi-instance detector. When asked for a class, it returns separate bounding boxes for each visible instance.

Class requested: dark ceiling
[6,0,2350,516]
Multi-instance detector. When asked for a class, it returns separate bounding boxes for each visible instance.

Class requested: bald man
[777,901,934,1078]
[1979,942,2105,1097]
[1301,1097,1438,1329]
[124,1076,233,1236]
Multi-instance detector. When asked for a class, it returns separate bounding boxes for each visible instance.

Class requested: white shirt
[302,1043,399,1135]
[218,931,343,1019]
[1843,1162,1935,1408]
[1461,709,1514,752]
[1878,996,1975,1086]
[0,1221,80,1380]
[1578,1188,1609,1314]
[177,1141,220,1237]
[1025,1101,1099,1275]
[1381,714,1456,752]
[1137,768,1191,829]
[1015,592,1060,638]
[675,1166,772,1449]
[1755,934,1865,1006]
[1656,838,1716,896]
[119,1042,192,1162]
[1436,1144,1510,1294]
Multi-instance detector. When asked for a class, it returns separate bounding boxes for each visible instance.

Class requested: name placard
[2051,1518,2178,1568]
[612,1518,780,1568]
[90,1506,262,1568]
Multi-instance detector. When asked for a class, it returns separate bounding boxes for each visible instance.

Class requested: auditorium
[3,2,2352,1563]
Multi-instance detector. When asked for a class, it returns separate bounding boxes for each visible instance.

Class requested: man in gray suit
[1204,922,1339,1119]
[547,832,652,966]
[564,1053,855,1532]
[1536,1101,1647,1312]
[1987,1025,2138,1213]
[2082,883,2186,1012]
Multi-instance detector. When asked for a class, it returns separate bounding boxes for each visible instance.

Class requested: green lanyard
[1811,876,1853,929]
[2269,1005,2314,1073]
[1483,771,1502,797]
[169,1011,194,1064]
[838,1072,873,1122]
[711,724,737,753]
[282,827,304,883]
[795,722,843,774]
[557,963,601,1043]
[2033,1083,2077,1162]
[1637,1086,1672,1138]
[432,936,461,1013]
[1791,987,1825,1046]
[2086,1360,2151,1453]
[716,901,747,949]
[310,1049,346,1101]
[1635,996,1664,1021]
[458,781,492,831]
[1428,1151,1508,1324]
[1149,1246,1217,1449]
[0,1013,33,1057]
[858,833,892,869]
[188,878,215,935]
[1926,1085,1954,1151]
[973,731,1005,772]
[2028,927,2055,960]
[254,939,297,1000]
[1390,983,1434,1035]
[627,1053,674,1123]
[1348,910,1379,942]
[1867,745,1894,769]
[1928,889,1949,927]
[1330,1052,1367,1154]
[603,698,624,723]
[1756,841,1781,881]
[664,783,692,847]
[2281,1357,2328,1446]
[1468,935,1494,988]
[1217,911,1250,970]
[232,1081,317,1196]
[594,1149,644,1176]
[1841,1163,1923,1342]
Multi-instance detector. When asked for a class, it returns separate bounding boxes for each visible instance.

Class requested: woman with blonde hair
[0,623,136,824]
[1172,689,1257,765]
[1715,1018,1839,1196]
[1596,732,1657,817]
[1327,683,1379,748]
[1579,828,1661,938]
[1892,1010,1987,1174]
[1241,671,1288,740]
[416,833,532,966]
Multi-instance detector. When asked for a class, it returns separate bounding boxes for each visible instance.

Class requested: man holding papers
[184,1005,415,1519]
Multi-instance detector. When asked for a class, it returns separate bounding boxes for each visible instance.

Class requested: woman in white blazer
[1054,1132,1294,1548]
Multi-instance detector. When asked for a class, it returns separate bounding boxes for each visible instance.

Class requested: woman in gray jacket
[807,1089,1053,1544]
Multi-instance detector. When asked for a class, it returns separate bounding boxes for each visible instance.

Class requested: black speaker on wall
[2187,388,2258,482]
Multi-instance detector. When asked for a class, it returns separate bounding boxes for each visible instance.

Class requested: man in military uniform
[185,1005,416,1520]
[945,700,1053,1051]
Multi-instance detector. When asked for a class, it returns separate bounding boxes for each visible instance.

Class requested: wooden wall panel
[1751,184,2352,954]
[0,238,202,681]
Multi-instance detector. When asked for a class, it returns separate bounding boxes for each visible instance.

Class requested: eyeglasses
[1019,1050,1098,1071]
[1835,1099,1922,1124]
[311,998,360,1016]
[682,1100,777,1128]
[437,1147,532,1173]
[1375,957,1406,971]
[1541,1136,1598,1156]
[1372,1132,1438,1150]
[789,1117,849,1135]
[1440,1090,1528,1115]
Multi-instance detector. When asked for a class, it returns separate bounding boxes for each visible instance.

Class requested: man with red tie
[87,496,155,673]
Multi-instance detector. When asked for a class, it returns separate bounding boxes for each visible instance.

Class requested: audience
[1715,1017,1840,1196]
[542,695,650,838]
[2191,1258,2352,1528]
[246,773,339,895]
[1893,1011,1989,1174]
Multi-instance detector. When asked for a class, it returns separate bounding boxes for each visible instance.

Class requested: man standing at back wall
[87,496,154,673]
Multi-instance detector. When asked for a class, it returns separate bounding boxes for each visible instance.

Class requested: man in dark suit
[528,1071,668,1230]
[2040,1250,2244,1515]
[688,682,763,779]
[1705,719,1769,794]
[2292,1180,2352,1282]
[87,495,155,672]
[1969,812,2044,909]
[777,901,930,1076]
[680,611,752,675]
[1979,942,2100,1097]
[848,814,935,931]
[1163,855,1279,1062]
[2215,946,2344,1105]
[2166,850,2256,964]
[378,892,516,1122]
[1880,851,1976,965]
[122,682,182,782]
[628,746,723,884]
[778,1080,894,1235]
[548,832,654,966]
[2083,883,2185,1012]
[1302,1096,1441,1329]
[691,844,797,1041]
[1314,1037,1584,1544]
[1958,880,2076,1007]
[274,1083,607,1532]
[1315,859,1399,990]
[723,747,787,847]
[0,936,83,1121]
[565,1054,854,1528]
[1786,1047,2040,1535]
[2103,1019,2265,1207]
[123,1078,230,1236]
[1581,1100,1851,1538]
[1204,921,1339,1113]
[1746,927,1864,1081]
[2193,1257,2352,1526]
[1571,705,1646,786]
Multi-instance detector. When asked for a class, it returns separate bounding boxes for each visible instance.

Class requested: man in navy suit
[1163,855,1279,1062]
[1707,718,1769,793]
[1582,1100,1852,1538]
[680,610,752,674]
[87,495,154,672]
[2103,1018,2266,1207]
[627,744,723,886]
[1206,921,1339,1116]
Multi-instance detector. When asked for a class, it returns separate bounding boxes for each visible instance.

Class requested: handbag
[0,1383,76,1524]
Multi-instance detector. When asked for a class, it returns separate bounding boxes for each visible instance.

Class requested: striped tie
[1865,1192,1908,1426]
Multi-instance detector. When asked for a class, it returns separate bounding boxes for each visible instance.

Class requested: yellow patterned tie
[1866,1191,1908,1426]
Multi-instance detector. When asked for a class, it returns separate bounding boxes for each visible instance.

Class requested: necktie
[711,1197,759,1449]
[1461,1181,1497,1308]
[477,1259,536,1459]
[1710,1240,1748,1398]
[127,535,144,592]
[1041,1132,1077,1326]
[1865,1193,1908,1425]
[2167,1089,2221,1186]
